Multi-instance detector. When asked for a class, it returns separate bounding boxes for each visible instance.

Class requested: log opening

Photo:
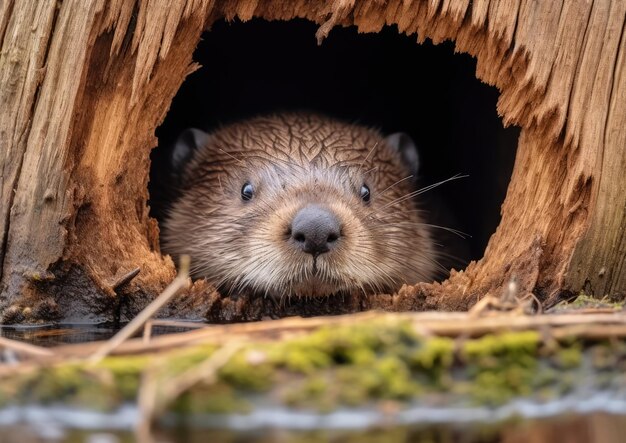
[150,19,520,270]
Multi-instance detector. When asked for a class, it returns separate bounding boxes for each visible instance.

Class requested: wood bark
[0,0,624,323]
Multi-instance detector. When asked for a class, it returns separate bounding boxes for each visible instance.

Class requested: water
[0,323,201,347]
[2,412,625,442]
[0,324,119,347]
[1,391,626,442]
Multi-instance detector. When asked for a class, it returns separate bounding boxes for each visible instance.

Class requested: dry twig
[42,310,625,361]
[88,256,190,364]
[0,336,53,359]
[136,341,244,439]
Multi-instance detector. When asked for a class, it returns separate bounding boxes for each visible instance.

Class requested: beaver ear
[171,128,210,173]
[384,132,420,177]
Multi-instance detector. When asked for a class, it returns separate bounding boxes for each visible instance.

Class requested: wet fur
[162,113,437,298]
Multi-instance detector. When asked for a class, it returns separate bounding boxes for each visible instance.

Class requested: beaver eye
[360,184,370,202]
[241,182,254,201]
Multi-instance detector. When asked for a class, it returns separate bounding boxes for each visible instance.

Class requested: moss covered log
[2,0,626,325]
[3,306,626,426]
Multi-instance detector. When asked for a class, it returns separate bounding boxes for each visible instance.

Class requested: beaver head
[162,113,436,298]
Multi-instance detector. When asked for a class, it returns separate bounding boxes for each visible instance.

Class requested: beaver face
[162,114,436,298]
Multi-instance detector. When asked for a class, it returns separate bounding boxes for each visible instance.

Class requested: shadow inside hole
[150,18,519,275]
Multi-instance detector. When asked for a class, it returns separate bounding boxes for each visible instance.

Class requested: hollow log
[0,0,625,323]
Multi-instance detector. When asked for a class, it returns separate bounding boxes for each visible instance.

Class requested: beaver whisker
[368,207,427,218]
[348,247,406,280]
[355,243,444,280]
[377,174,415,198]
[358,140,381,173]
[362,166,379,176]
[368,221,469,239]
[368,174,468,217]
[216,147,246,165]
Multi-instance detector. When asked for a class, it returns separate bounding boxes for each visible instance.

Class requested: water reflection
[0,323,201,347]
[1,413,625,443]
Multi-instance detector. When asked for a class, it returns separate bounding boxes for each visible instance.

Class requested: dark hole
[150,18,519,274]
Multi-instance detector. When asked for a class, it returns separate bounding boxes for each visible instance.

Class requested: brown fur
[162,113,436,298]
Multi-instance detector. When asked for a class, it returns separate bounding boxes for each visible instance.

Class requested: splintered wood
[0,0,624,323]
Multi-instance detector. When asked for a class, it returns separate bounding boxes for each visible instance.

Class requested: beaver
[161,113,439,298]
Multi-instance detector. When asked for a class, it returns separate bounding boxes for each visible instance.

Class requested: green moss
[460,331,541,405]
[344,346,378,366]
[171,382,251,414]
[34,364,86,402]
[301,375,328,397]
[273,320,418,368]
[274,320,424,409]
[162,344,219,375]
[532,366,559,389]
[219,348,274,390]
[372,356,420,399]
[19,363,118,410]
[283,376,335,412]
[463,331,540,360]
[335,366,381,406]
[410,337,455,369]
[96,355,150,400]
[551,292,625,312]
[553,345,583,369]
[2,316,624,416]
[271,342,332,374]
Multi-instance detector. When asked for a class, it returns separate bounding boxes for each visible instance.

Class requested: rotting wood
[0,0,624,323]
[567,10,626,300]
[88,255,189,364]
[0,0,58,284]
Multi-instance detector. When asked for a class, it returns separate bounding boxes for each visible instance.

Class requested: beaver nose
[290,204,341,256]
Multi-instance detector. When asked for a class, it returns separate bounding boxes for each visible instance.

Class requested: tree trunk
[1,0,625,323]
